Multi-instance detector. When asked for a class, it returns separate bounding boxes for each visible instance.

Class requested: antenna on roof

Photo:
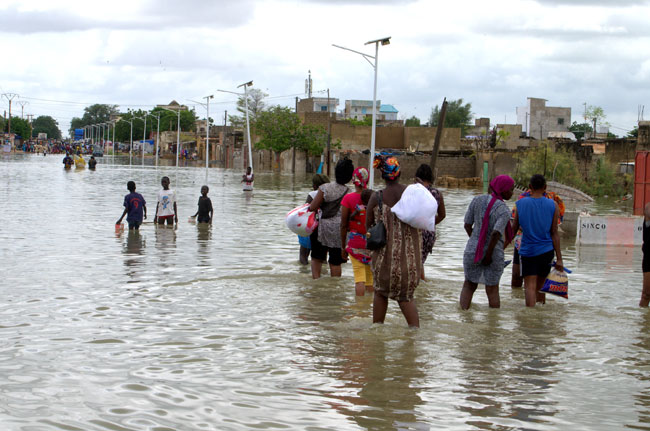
[305,70,313,98]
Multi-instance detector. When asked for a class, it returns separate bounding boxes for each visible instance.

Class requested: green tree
[69,103,120,135]
[254,105,327,157]
[31,115,61,139]
[568,121,593,140]
[586,105,607,134]
[429,98,473,135]
[628,127,638,138]
[229,88,268,127]
[405,116,421,127]
[9,117,31,139]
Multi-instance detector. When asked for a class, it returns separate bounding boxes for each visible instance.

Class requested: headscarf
[352,167,369,188]
[373,155,401,181]
[474,175,515,263]
[312,174,329,189]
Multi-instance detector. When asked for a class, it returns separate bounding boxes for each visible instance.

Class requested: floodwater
[1,153,649,431]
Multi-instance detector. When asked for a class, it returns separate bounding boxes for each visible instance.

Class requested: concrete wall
[475,151,519,180]
[404,127,461,151]
[638,121,650,150]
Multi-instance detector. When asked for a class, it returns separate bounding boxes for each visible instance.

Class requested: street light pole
[217,82,254,172]
[240,81,254,172]
[332,37,391,189]
[204,94,213,175]
[161,107,182,168]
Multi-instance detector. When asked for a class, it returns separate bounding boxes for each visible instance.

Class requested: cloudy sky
[1,0,649,137]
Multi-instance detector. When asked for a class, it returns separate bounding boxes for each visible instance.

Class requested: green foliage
[568,121,592,140]
[405,116,421,127]
[31,115,61,139]
[111,108,197,143]
[515,143,630,197]
[628,127,639,138]
[229,88,268,127]
[346,116,372,126]
[9,116,31,139]
[429,98,473,135]
[69,104,120,135]
[254,105,327,156]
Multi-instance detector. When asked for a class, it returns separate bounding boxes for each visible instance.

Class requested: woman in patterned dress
[460,175,515,310]
[366,155,423,328]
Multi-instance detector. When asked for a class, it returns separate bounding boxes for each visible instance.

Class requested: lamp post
[189,94,214,179]
[332,37,391,189]
[133,115,147,167]
[217,81,254,173]
[150,112,161,167]
[118,118,135,166]
[161,106,182,168]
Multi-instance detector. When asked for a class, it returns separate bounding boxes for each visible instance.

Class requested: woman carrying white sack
[390,174,439,232]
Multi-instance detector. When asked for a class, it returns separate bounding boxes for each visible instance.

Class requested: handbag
[366,191,387,250]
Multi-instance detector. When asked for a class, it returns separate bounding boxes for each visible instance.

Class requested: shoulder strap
[377,191,383,215]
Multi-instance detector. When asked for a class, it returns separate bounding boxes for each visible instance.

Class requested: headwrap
[312,174,330,189]
[474,175,515,263]
[352,167,369,188]
[373,155,401,181]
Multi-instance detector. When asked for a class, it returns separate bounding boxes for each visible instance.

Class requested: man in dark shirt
[116,181,147,230]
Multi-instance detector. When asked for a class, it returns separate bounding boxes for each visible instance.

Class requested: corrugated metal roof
[380,104,398,113]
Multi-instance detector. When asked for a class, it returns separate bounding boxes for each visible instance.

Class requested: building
[156,100,189,111]
[344,100,381,120]
[297,97,339,114]
[516,97,571,139]
[379,104,399,121]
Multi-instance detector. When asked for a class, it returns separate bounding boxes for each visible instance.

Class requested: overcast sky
[1,0,649,137]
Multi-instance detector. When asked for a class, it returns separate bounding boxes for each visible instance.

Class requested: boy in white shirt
[154,176,178,225]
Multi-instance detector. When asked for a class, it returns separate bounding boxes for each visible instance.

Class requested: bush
[514,142,630,197]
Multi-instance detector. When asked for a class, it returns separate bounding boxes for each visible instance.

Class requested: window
[320,106,327,111]
[362,108,367,114]
[557,118,564,125]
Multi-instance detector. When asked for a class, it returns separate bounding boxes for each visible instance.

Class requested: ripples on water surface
[1,154,649,430]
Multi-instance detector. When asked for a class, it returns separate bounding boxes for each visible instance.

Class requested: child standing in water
[154,176,178,225]
[192,185,213,224]
[242,167,254,190]
[116,181,147,230]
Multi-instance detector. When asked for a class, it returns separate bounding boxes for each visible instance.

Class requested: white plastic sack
[286,203,319,237]
[391,183,438,231]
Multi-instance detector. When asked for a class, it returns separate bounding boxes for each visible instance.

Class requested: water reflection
[196,223,212,267]
[627,311,650,429]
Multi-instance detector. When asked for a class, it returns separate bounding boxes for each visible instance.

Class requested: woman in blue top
[512,174,564,307]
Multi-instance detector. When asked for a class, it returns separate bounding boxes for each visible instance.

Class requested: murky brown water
[1,153,649,430]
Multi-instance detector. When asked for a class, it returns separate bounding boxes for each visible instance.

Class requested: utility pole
[26,114,34,140]
[327,88,331,176]
[17,101,28,119]
[293,97,298,174]
[2,93,18,135]
[429,98,448,180]
[223,110,227,168]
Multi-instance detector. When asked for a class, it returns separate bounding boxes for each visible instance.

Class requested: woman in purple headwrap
[460,175,515,310]
[366,155,423,327]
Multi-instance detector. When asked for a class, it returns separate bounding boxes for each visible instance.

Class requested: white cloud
[0,0,647,136]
